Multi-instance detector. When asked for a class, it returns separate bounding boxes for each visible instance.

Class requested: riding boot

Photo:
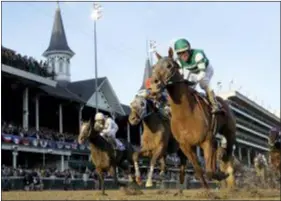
[206,87,220,114]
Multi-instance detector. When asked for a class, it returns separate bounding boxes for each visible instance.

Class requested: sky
[2,2,280,113]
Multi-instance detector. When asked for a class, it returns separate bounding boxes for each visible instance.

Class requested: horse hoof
[136,176,143,186]
[145,180,153,188]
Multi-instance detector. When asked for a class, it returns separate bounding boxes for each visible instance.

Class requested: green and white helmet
[174,38,191,54]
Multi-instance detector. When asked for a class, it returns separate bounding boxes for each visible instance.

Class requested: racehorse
[268,129,280,185]
[149,48,237,189]
[128,95,187,195]
[78,116,141,196]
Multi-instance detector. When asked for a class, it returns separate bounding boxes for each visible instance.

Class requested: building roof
[67,77,107,101]
[43,4,74,57]
[39,84,85,103]
[121,104,131,115]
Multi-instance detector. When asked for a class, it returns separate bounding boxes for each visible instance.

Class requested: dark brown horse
[149,48,237,189]
[78,117,141,196]
[128,95,187,194]
[268,129,281,182]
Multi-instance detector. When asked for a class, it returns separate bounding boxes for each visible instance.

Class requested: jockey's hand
[94,122,104,132]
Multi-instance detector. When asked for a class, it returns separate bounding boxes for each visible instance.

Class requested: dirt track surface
[2,189,280,200]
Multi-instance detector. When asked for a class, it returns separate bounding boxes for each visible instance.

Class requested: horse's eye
[141,102,145,107]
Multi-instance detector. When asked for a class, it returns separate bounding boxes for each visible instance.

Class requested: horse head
[128,95,148,125]
[78,116,101,144]
[150,48,182,95]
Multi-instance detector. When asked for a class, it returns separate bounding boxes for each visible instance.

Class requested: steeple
[43,3,74,83]
[139,58,153,90]
[43,3,74,57]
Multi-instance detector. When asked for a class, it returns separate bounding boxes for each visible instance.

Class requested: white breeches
[182,64,214,90]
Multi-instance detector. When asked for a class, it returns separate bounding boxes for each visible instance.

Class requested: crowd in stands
[2,122,77,143]
[1,46,55,78]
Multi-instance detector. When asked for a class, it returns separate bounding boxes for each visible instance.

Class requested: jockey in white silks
[254,153,268,167]
[95,112,119,150]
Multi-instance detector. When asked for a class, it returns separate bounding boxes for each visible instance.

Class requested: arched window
[59,57,64,73]
[50,58,55,72]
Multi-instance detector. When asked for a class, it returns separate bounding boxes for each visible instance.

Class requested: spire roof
[43,3,74,57]
[139,58,153,90]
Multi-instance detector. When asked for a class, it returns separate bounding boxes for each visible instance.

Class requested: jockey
[173,38,220,113]
[255,153,268,167]
[94,112,119,150]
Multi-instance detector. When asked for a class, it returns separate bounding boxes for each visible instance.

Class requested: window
[59,57,64,73]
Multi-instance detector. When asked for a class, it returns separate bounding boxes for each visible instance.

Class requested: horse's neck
[166,82,194,115]
[143,112,169,132]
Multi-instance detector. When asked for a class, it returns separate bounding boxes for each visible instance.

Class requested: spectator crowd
[2,121,77,143]
[2,46,55,78]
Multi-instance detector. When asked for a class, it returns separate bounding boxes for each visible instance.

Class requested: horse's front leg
[180,144,209,189]
[159,156,167,179]
[132,148,149,186]
[145,146,164,188]
[157,156,169,194]
[96,168,107,196]
[174,151,187,196]
[110,166,126,188]
[202,139,229,181]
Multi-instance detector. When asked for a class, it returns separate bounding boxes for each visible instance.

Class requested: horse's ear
[168,47,174,59]
[155,52,162,60]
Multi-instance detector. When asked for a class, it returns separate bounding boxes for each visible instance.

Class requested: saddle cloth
[197,92,222,108]
[115,139,126,151]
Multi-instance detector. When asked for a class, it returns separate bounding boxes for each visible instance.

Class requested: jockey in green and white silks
[174,38,220,113]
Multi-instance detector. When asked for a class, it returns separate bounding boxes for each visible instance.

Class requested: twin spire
[43,2,74,57]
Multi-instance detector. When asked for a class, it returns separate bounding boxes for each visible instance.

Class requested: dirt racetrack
[2,189,280,200]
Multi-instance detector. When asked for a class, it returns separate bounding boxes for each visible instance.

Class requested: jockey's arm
[101,119,113,136]
[194,51,209,81]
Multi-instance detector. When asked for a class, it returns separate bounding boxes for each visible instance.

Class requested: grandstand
[219,91,280,165]
[1,5,140,176]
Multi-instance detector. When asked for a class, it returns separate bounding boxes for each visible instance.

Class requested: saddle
[189,86,224,114]
[106,137,125,151]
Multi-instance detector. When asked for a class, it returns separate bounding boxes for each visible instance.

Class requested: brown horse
[128,95,187,194]
[149,48,236,189]
[78,117,141,196]
[268,129,281,183]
